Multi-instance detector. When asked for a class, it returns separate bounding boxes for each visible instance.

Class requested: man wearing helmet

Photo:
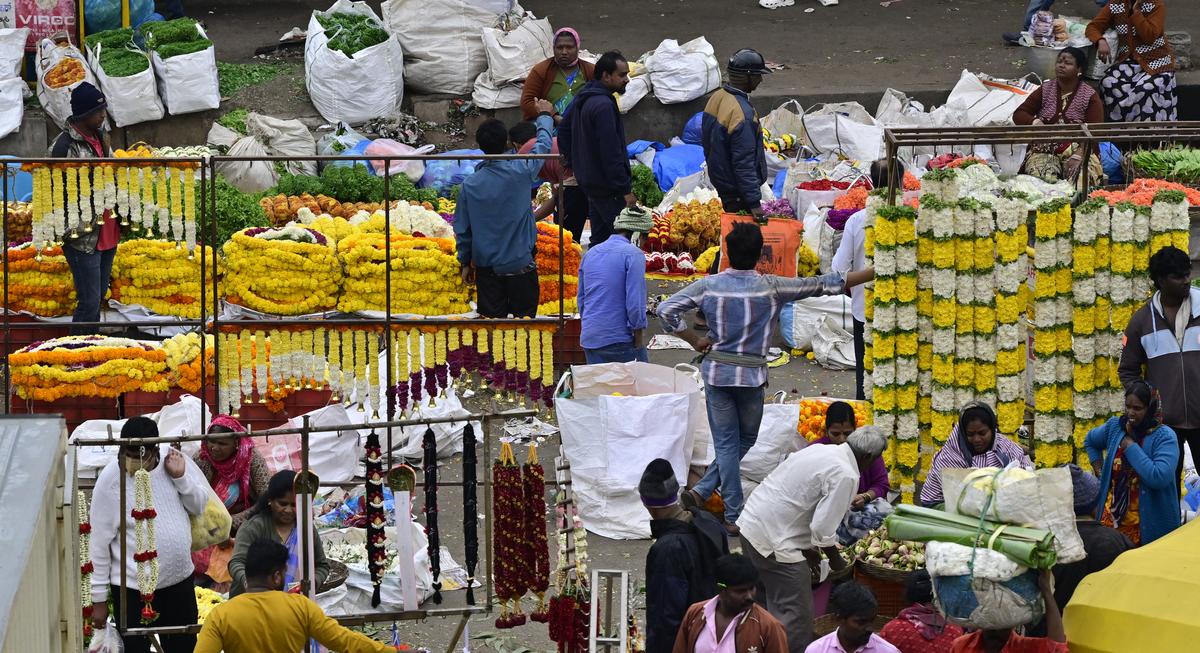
[701,49,771,221]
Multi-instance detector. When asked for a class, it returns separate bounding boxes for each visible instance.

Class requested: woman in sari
[919,402,1033,507]
[1012,47,1105,186]
[879,569,964,652]
[520,27,595,124]
[191,415,270,586]
[1085,380,1180,546]
[1087,0,1177,122]
[228,470,330,597]
[813,402,890,508]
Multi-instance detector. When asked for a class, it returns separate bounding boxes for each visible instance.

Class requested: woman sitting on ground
[879,569,964,653]
[1012,46,1105,185]
[229,470,329,597]
[1085,380,1181,546]
[1087,0,1178,123]
[814,401,890,508]
[920,402,1033,507]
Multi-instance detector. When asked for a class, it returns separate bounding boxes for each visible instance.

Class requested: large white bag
[246,112,317,177]
[556,362,709,539]
[208,123,278,193]
[86,44,164,127]
[69,394,211,478]
[799,102,885,163]
[382,0,516,95]
[780,295,853,350]
[306,0,405,125]
[813,314,856,370]
[739,393,805,484]
[618,74,652,114]
[945,70,1039,128]
[151,25,219,115]
[0,77,28,140]
[472,71,524,110]
[284,403,362,482]
[645,37,720,105]
[481,14,552,83]
[36,38,98,129]
[0,28,29,79]
[761,99,806,177]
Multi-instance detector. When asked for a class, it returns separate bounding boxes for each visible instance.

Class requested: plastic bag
[318,122,368,158]
[246,112,317,177]
[799,102,885,162]
[739,393,804,483]
[945,70,1038,128]
[472,70,524,110]
[382,0,516,95]
[780,295,852,350]
[190,483,233,551]
[0,77,28,141]
[305,0,405,124]
[86,44,164,127]
[37,38,98,130]
[151,25,219,115]
[208,123,278,193]
[682,111,704,144]
[480,13,552,83]
[87,624,124,653]
[365,140,435,181]
[645,37,720,104]
[84,0,154,34]
[618,74,652,114]
[0,28,29,79]
[933,568,1044,630]
[419,149,483,194]
[813,315,855,370]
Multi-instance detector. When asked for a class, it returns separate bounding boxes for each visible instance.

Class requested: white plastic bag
[86,44,164,127]
[945,70,1039,128]
[645,37,720,104]
[389,387,479,460]
[318,121,368,157]
[480,14,552,83]
[0,76,28,140]
[813,315,856,370]
[556,362,708,539]
[285,403,362,482]
[780,295,853,350]
[799,102,885,162]
[87,624,124,653]
[472,70,524,110]
[618,74,652,114]
[151,25,219,115]
[209,123,278,193]
[36,38,97,129]
[365,140,435,181]
[382,0,517,95]
[761,99,805,177]
[656,167,713,214]
[305,0,405,124]
[739,393,804,483]
[246,112,317,176]
[0,28,29,79]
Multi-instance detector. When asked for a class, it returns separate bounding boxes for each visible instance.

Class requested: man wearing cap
[53,82,118,335]
[577,207,652,364]
[702,49,771,220]
[640,459,728,653]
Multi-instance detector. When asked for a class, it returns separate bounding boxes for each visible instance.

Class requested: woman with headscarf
[1085,380,1181,546]
[228,470,330,597]
[1086,0,1177,122]
[1012,47,1105,186]
[520,27,595,124]
[813,402,890,508]
[919,402,1033,507]
[879,569,963,652]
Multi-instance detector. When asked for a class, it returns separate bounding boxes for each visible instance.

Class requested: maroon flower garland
[364,431,387,607]
[493,442,529,628]
[524,445,551,622]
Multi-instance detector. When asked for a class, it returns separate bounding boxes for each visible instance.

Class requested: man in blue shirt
[577,207,652,364]
[455,98,554,318]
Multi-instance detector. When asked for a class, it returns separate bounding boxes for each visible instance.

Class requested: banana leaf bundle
[884,504,1058,569]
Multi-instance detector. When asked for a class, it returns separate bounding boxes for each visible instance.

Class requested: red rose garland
[493,442,528,628]
[132,468,159,625]
[524,445,551,622]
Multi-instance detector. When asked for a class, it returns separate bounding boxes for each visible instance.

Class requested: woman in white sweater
[88,416,209,653]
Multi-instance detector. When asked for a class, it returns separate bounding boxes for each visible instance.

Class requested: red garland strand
[364,431,387,608]
[493,442,529,628]
[524,445,551,622]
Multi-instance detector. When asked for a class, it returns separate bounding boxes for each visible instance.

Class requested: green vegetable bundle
[883,504,1058,570]
[141,17,202,49]
[98,49,150,77]
[1131,147,1200,185]
[632,164,664,208]
[205,177,269,247]
[316,12,388,56]
[85,28,134,51]
[156,39,213,59]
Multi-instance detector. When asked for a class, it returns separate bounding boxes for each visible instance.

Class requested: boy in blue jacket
[455,98,554,317]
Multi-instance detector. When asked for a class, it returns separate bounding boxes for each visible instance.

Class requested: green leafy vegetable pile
[316,12,388,56]
[216,61,288,97]
[141,17,212,60]
[85,28,134,51]
[266,166,440,205]
[206,176,270,247]
[631,164,663,208]
[85,28,150,78]
[155,40,213,59]
[1131,148,1200,185]
[216,108,249,135]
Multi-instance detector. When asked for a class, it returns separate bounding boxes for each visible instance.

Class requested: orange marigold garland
[493,442,528,628]
[524,444,551,622]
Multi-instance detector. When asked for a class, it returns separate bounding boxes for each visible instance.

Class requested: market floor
[380,279,853,651]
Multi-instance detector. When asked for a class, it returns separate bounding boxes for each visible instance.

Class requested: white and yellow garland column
[921,174,959,450]
[1072,200,1105,464]
[1132,204,1152,303]
[1109,202,1137,412]
[972,201,999,410]
[1152,190,1191,256]
[952,198,978,412]
[1032,200,1074,467]
[994,195,1029,435]
[1090,203,1118,419]
[893,205,920,503]
[869,204,899,479]
[915,193,937,483]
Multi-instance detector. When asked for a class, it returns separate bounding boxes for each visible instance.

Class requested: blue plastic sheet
[1099,142,1123,185]
[84,0,155,34]
[682,112,704,145]
[419,149,483,195]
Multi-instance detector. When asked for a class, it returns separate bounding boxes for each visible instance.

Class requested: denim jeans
[63,245,115,335]
[584,341,648,364]
[695,383,765,522]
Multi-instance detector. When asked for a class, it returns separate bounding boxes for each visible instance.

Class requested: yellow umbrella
[1064,520,1200,652]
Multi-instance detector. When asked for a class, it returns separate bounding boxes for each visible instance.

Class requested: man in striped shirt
[661,222,873,534]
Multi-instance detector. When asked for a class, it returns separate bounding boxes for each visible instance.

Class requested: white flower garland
[133,467,159,624]
[78,491,94,641]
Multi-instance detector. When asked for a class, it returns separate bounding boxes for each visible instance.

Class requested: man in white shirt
[737,428,889,653]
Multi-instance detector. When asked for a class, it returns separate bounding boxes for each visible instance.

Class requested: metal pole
[3,162,9,414]
[300,415,311,597]
[483,410,494,609]
[118,438,128,635]
[198,162,208,426]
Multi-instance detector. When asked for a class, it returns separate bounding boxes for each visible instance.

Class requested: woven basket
[856,559,915,584]
[813,613,892,638]
[853,563,914,618]
[318,559,349,594]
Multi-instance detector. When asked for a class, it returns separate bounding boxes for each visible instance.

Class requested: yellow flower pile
[194,586,224,624]
[303,213,356,245]
[1,243,76,317]
[535,222,582,315]
[668,194,723,257]
[163,332,215,394]
[222,226,342,315]
[796,242,820,277]
[336,231,471,316]
[110,240,218,318]
[9,335,168,401]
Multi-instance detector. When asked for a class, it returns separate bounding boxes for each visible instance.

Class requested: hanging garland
[462,423,479,606]
[364,431,387,607]
[493,442,528,628]
[132,467,159,625]
[524,445,551,622]
[422,426,443,604]
[548,489,590,653]
[79,491,94,642]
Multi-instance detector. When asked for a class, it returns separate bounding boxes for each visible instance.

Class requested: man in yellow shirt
[195,540,398,653]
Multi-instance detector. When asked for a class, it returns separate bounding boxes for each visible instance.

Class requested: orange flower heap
[162,332,215,394]
[9,335,168,401]
[534,222,582,315]
[797,397,871,442]
[1,243,77,317]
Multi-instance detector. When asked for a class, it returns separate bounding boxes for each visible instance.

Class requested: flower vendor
[1084,381,1181,546]
[228,470,330,597]
[814,405,891,510]
[454,99,555,318]
[510,121,581,231]
[196,540,398,653]
[639,459,728,653]
[701,48,770,218]
[666,222,874,533]
[1117,246,1200,494]
[191,415,270,589]
[919,402,1033,507]
[878,570,964,652]
[1087,0,1178,123]
[735,430,886,652]
[88,417,210,653]
[1011,47,1104,185]
[577,207,652,364]
[831,162,889,400]
[558,51,635,247]
[671,554,788,653]
[519,27,594,125]
[53,82,118,335]
[948,570,1066,653]
[807,582,900,653]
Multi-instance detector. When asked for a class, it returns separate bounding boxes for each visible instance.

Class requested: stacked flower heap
[535,222,582,315]
[993,195,1031,435]
[222,225,342,315]
[337,231,470,316]
[1031,200,1074,467]
[110,240,218,318]
[917,172,959,452]
[162,332,215,394]
[9,335,168,401]
[1,243,76,316]
[348,204,454,239]
[668,189,723,257]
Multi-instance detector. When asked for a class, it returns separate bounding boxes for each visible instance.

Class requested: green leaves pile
[216,108,249,135]
[216,62,288,97]
[1131,148,1200,184]
[84,28,149,78]
[207,177,270,247]
[141,17,212,60]
[268,166,441,205]
[631,164,663,208]
[316,12,388,56]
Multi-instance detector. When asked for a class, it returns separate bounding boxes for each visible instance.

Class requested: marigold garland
[110,239,217,318]
[0,243,77,317]
[9,335,168,401]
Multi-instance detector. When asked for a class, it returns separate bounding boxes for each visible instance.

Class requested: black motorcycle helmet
[727,48,771,76]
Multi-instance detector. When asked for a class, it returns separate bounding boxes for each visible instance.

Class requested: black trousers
[111,578,198,653]
[476,267,539,318]
[853,318,866,401]
[556,185,589,246]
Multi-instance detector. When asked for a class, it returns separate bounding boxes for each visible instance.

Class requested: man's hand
[533,98,554,115]
[164,448,186,479]
[633,328,645,349]
[750,206,767,224]
[802,549,823,584]
[1065,154,1083,179]
[460,264,476,286]
[825,549,847,572]
[1097,38,1111,63]
[91,601,108,630]
[624,193,638,208]
[1037,568,1055,596]
[693,335,714,353]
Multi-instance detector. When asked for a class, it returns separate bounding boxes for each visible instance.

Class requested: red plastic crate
[10,394,121,432]
[123,391,171,417]
[0,315,71,357]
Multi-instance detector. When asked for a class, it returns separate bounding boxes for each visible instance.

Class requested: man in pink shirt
[672,554,788,653]
[805,583,899,653]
